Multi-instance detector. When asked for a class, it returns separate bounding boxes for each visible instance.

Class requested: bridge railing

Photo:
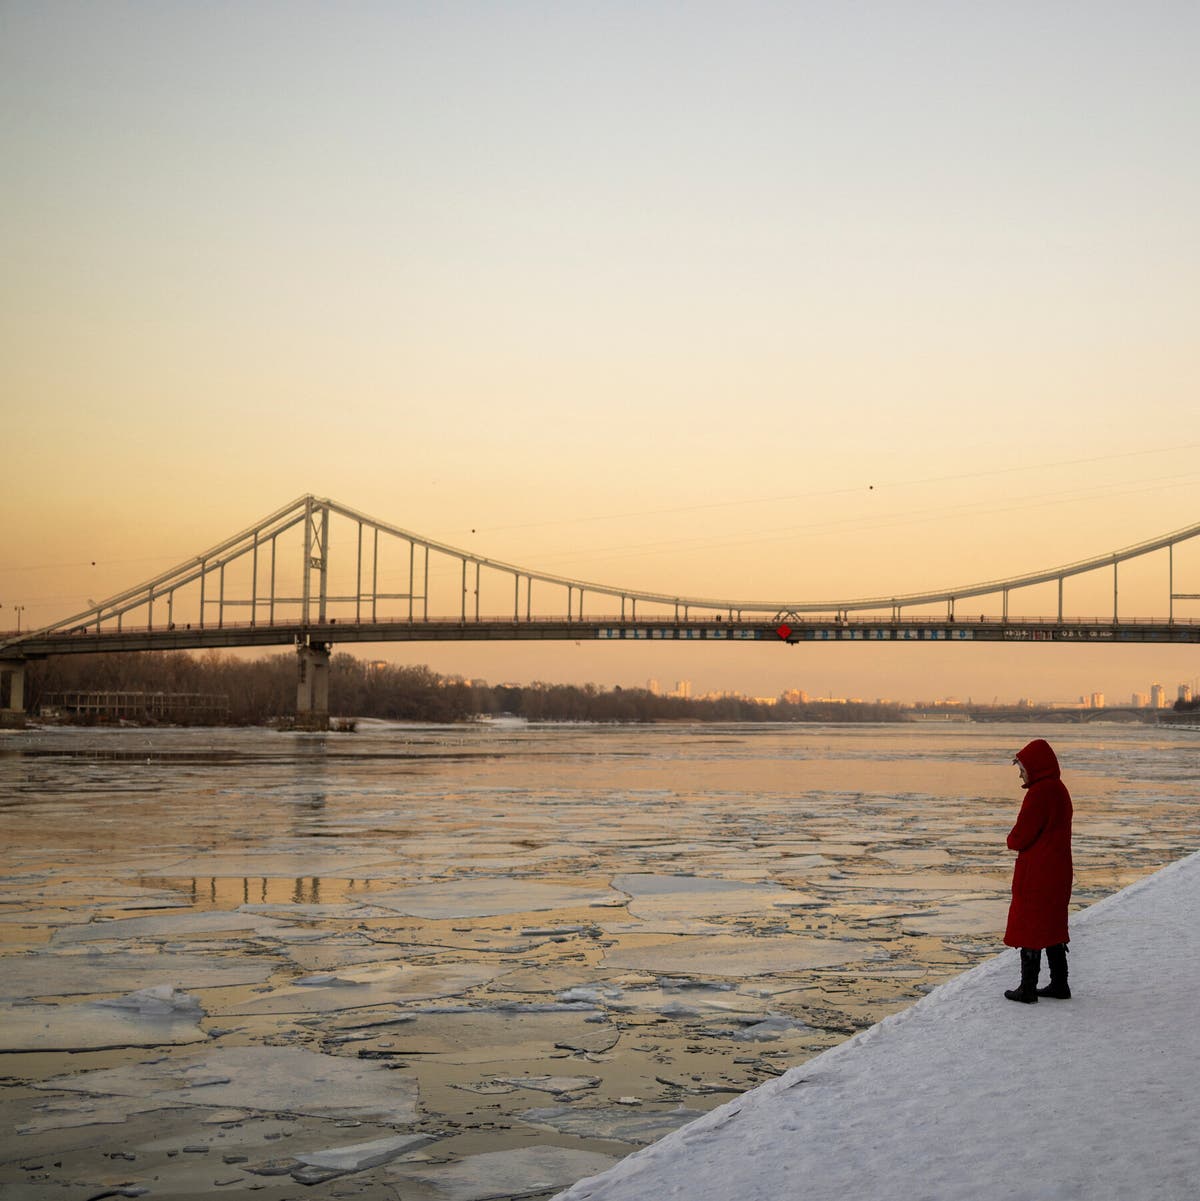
[7,611,1199,645]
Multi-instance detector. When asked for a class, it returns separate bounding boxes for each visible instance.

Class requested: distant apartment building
[1089,692,1105,710]
[1150,683,1167,709]
[1131,692,1149,708]
[672,680,691,699]
[1179,683,1194,704]
[780,688,809,704]
[646,679,660,696]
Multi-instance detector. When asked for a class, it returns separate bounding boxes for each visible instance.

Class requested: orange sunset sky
[2,2,1198,704]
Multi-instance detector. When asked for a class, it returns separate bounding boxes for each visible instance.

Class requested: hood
[1013,738,1061,787]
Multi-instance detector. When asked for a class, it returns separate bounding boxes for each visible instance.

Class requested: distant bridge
[2,495,1198,725]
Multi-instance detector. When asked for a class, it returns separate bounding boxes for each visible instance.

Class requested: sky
[2,1,1198,704]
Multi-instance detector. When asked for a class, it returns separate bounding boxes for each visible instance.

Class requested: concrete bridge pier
[296,640,331,731]
[0,661,26,728]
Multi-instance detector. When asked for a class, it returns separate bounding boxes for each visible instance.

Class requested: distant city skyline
[669,680,1200,709]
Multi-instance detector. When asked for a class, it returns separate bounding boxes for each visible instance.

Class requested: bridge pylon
[295,638,331,731]
[0,661,26,728]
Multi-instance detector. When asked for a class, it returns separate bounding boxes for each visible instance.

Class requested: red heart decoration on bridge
[776,624,792,640]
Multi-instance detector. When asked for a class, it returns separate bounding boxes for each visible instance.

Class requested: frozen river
[1,720,1196,1199]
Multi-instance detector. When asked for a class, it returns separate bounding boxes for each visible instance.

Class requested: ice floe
[37,1045,420,1123]
[368,878,622,918]
[488,1074,601,1096]
[281,938,469,971]
[294,1131,435,1171]
[729,1014,808,1041]
[555,981,767,1019]
[0,991,209,1053]
[602,933,862,975]
[520,1103,703,1144]
[899,898,1008,935]
[17,1095,194,1134]
[52,909,291,944]
[822,870,1009,892]
[93,984,203,1016]
[612,873,811,920]
[216,961,501,1014]
[0,948,277,999]
[389,1145,619,1200]
[361,1007,618,1062]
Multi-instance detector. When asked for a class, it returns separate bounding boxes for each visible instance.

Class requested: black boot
[1037,943,1071,999]
[1004,947,1041,1003]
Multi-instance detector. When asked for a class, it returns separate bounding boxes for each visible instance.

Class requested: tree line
[25,650,903,725]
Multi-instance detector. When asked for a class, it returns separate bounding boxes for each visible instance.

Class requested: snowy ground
[555,847,1200,1201]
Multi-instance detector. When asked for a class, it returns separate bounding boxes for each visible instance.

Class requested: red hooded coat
[1004,738,1073,949]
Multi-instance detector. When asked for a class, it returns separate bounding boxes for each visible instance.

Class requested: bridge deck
[4,615,1199,658]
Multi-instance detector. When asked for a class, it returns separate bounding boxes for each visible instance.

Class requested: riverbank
[555,848,1200,1201]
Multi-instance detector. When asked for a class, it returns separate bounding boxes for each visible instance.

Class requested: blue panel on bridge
[597,628,713,641]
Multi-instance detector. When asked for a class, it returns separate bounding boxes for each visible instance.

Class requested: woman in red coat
[1003,738,1073,1003]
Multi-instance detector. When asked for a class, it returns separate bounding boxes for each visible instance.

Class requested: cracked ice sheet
[295,1131,435,1171]
[487,1075,602,1097]
[370,1008,618,1062]
[0,907,97,927]
[216,961,501,1014]
[389,1145,619,1200]
[281,935,543,973]
[875,848,953,866]
[521,1104,704,1145]
[612,873,819,919]
[36,1045,420,1123]
[17,1095,193,1135]
[368,878,621,918]
[900,898,1008,935]
[572,984,773,1018]
[599,918,733,935]
[51,909,292,944]
[821,871,1009,892]
[369,931,553,953]
[0,879,188,904]
[602,934,862,976]
[0,948,277,1000]
[0,999,208,1052]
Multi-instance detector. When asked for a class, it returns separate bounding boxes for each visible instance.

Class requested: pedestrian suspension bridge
[2,495,1198,726]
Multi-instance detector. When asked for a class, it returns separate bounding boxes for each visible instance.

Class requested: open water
[0,720,1196,1199]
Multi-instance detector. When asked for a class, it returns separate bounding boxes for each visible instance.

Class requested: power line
[456,441,1200,538]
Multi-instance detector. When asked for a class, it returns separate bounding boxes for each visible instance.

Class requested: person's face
[1016,761,1029,787]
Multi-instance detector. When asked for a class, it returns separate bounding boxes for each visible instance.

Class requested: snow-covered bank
[556,849,1200,1201]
